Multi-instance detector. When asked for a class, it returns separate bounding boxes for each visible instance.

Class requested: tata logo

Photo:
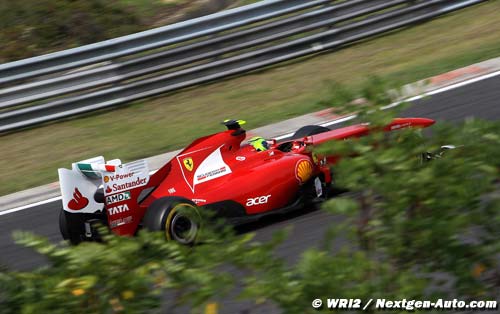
[107,204,130,216]
[183,157,194,171]
[246,195,271,206]
[105,191,131,205]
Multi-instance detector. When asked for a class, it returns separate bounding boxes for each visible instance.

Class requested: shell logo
[296,160,314,184]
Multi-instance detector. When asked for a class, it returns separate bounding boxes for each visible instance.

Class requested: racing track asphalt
[0,74,499,313]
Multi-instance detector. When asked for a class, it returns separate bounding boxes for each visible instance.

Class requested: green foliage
[241,248,426,314]
[0,227,279,314]
[317,79,500,298]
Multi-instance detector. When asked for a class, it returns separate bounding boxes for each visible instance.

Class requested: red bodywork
[106,117,435,236]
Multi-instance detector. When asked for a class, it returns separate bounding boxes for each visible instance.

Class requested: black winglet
[222,119,246,130]
[221,119,246,136]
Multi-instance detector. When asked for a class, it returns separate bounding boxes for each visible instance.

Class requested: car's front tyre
[291,125,331,139]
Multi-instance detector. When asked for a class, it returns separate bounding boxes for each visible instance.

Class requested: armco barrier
[0,0,487,133]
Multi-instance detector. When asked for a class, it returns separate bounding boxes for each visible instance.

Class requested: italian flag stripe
[77,163,93,172]
[76,163,116,178]
[105,165,116,172]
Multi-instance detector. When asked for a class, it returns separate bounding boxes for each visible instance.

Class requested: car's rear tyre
[291,125,330,139]
[59,208,82,244]
[59,208,69,240]
[143,197,200,245]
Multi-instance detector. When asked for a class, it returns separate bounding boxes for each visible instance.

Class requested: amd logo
[105,191,131,205]
[246,195,271,206]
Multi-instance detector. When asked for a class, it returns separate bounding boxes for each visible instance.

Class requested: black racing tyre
[143,197,200,245]
[59,208,82,244]
[291,125,330,139]
[59,208,69,240]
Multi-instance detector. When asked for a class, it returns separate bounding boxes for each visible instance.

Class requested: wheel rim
[168,204,199,244]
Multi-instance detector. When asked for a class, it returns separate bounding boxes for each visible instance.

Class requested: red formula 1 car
[58,118,434,244]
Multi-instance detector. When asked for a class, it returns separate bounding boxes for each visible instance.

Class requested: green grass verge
[1,1,500,197]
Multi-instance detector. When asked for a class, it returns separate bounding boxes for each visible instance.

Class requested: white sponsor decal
[105,172,134,181]
[109,216,133,228]
[59,168,101,214]
[105,191,131,205]
[103,160,149,196]
[391,122,411,130]
[191,198,207,204]
[193,146,232,186]
[108,204,130,216]
[168,187,176,194]
[196,166,227,182]
[108,178,147,193]
[246,195,271,206]
[175,147,212,193]
[236,156,246,161]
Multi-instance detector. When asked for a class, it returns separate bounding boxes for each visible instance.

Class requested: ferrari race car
[58,118,435,244]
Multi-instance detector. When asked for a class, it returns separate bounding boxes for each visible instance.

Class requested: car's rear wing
[58,156,149,214]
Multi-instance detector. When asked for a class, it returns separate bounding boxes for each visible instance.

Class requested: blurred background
[0,0,257,63]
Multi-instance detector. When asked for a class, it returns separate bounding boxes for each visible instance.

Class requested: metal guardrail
[0,0,487,133]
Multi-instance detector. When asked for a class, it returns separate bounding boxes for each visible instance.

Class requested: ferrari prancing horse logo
[183,157,194,171]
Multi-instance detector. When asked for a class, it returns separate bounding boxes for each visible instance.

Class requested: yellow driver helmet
[248,136,269,151]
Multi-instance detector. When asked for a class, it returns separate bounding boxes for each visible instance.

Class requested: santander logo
[67,187,89,210]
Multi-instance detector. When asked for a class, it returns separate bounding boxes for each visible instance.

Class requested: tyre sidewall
[59,208,70,240]
[59,208,83,244]
[143,197,199,243]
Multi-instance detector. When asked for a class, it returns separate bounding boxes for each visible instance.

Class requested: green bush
[0,226,275,314]
[316,78,500,297]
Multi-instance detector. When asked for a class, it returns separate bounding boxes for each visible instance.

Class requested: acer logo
[107,204,130,216]
[246,195,271,206]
